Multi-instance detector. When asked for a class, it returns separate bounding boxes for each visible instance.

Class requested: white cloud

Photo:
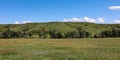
[83,17,96,23]
[109,6,120,10]
[98,18,104,22]
[14,20,32,24]
[114,20,120,23]
[14,22,20,24]
[63,18,81,22]
[22,21,32,24]
[63,19,68,22]
[72,18,80,21]
[84,17,90,21]
[63,17,105,23]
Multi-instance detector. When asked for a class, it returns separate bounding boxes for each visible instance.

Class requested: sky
[0,0,120,24]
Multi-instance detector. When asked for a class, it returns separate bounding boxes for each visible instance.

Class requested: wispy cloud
[83,17,96,23]
[63,17,105,23]
[109,6,120,10]
[14,20,32,24]
[98,18,104,22]
[63,18,81,22]
[22,21,32,24]
[14,22,20,24]
[114,20,120,23]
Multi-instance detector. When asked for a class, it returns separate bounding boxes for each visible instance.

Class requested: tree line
[0,27,120,39]
[94,28,120,38]
[0,27,91,38]
[38,28,91,39]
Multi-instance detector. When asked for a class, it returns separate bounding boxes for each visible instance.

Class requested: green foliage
[0,22,119,38]
[94,28,120,38]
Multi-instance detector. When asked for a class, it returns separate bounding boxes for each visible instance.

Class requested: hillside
[0,22,120,37]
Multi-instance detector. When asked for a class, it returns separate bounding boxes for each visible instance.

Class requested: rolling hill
[0,22,120,37]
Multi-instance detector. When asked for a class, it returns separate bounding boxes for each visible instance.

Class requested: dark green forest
[0,22,120,38]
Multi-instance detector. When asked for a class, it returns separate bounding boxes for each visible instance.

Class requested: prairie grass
[0,38,119,60]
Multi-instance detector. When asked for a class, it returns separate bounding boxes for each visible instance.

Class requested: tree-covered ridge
[0,22,120,38]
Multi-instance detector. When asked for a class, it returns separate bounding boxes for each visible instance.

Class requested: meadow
[0,38,119,60]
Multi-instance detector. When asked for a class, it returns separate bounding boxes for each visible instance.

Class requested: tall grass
[0,38,119,60]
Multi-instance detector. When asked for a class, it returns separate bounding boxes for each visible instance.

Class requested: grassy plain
[0,38,119,60]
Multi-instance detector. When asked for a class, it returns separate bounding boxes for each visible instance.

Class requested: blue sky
[0,0,120,24]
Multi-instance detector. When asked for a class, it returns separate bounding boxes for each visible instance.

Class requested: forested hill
[0,22,120,38]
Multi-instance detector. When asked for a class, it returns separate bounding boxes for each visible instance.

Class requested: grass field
[0,38,119,60]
